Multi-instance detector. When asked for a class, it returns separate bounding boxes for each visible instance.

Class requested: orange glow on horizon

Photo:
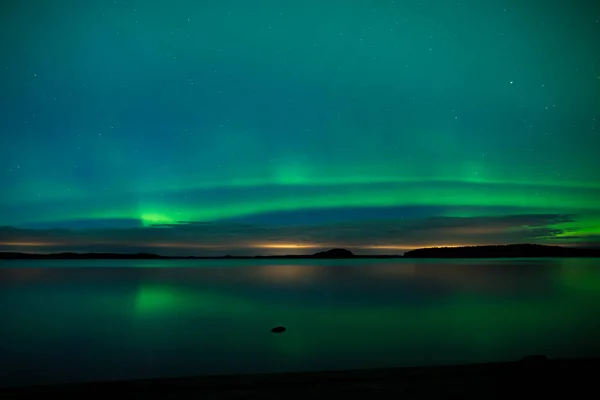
[0,241,60,247]
[360,244,470,251]
[252,243,473,251]
[250,243,323,249]
[149,242,232,249]
[0,240,491,254]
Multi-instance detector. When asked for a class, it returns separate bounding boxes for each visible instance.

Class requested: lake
[1,258,600,387]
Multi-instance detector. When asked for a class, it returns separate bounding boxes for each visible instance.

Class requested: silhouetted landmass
[0,248,398,260]
[2,244,599,260]
[312,248,354,258]
[0,252,170,260]
[403,244,600,258]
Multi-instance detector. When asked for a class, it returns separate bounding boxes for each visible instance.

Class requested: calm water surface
[1,258,600,387]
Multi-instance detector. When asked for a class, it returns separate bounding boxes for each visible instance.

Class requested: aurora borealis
[1,0,599,255]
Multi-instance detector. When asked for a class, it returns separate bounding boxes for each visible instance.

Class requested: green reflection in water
[2,260,600,388]
[134,285,256,316]
[131,272,600,362]
[558,259,600,295]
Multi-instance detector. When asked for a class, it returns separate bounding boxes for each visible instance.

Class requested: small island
[312,248,355,258]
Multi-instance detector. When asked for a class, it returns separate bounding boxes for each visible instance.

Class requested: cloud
[1,213,594,255]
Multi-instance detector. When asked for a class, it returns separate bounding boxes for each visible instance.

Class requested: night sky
[1,0,599,255]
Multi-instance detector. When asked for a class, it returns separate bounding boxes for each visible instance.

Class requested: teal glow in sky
[1,0,599,255]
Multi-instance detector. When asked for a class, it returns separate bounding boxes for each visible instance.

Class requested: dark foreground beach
[2,356,597,399]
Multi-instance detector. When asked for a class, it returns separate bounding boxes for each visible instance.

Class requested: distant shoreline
[0,253,403,260]
[1,244,599,259]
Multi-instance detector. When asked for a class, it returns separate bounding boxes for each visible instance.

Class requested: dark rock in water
[271,326,286,333]
[312,248,354,258]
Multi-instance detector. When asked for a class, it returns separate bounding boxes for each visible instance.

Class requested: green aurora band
[1,0,599,252]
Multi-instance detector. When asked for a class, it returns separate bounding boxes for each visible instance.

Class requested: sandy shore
[2,356,598,399]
